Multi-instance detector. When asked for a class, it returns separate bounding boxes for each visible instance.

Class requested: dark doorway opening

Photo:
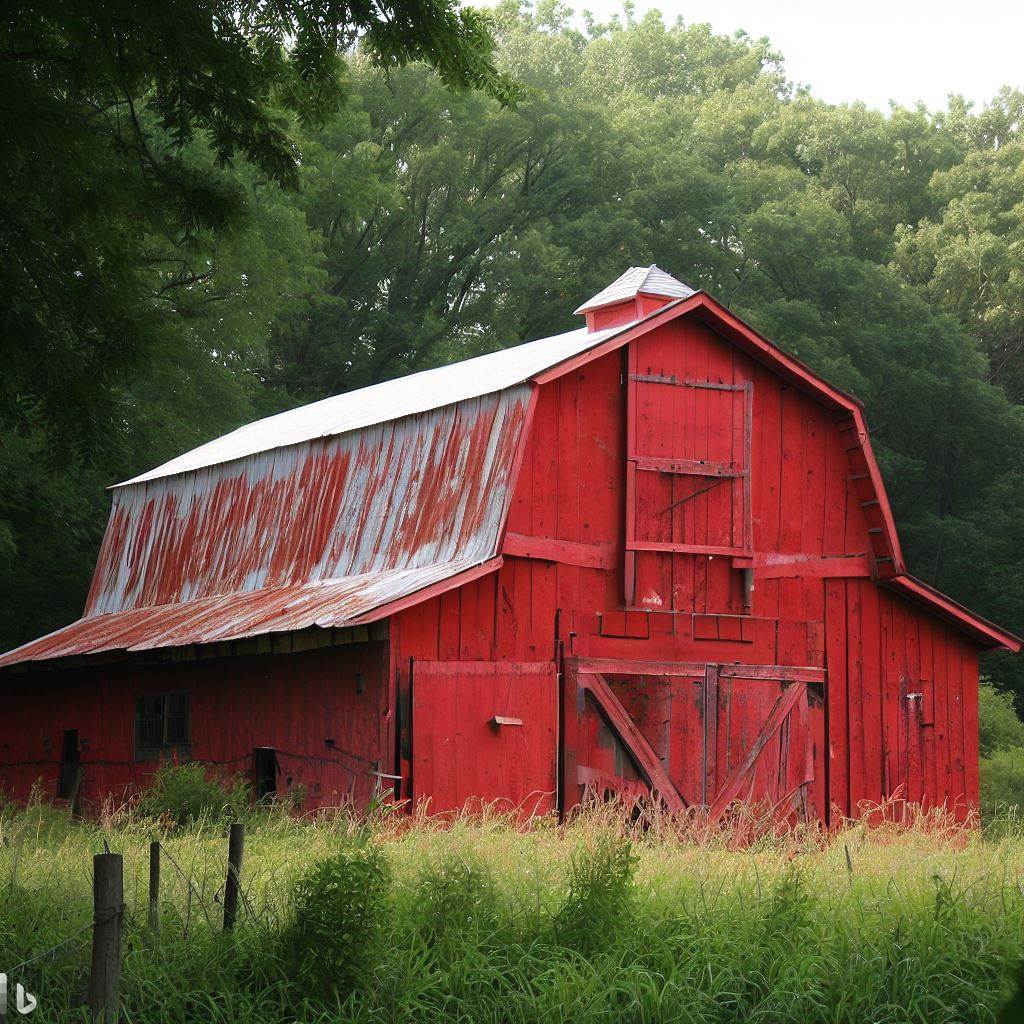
[253,747,277,800]
[58,729,80,800]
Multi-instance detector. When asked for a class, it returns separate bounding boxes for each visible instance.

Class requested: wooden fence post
[223,823,245,931]
[89,852,122,1023]
[148,842,160,933]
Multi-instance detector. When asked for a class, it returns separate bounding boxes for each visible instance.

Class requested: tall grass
[1,799,1023,1022]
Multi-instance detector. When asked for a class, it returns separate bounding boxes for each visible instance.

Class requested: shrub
[411,853,501,959]
[138,762,250,826]
[553,831,637,954]
[282,840,391,998]
[978,685,1024,757]
[980,747,1024,821]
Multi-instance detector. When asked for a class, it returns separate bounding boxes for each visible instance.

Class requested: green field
[2,795,1024,1024]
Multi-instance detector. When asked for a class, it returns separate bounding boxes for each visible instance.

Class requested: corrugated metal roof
[88,388,530,616]
[0,560,490,667]
[0,388,531,668]
[119,321,632,487]
[574,266,694,315]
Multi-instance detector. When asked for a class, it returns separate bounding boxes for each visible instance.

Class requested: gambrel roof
[1,284,1018,669]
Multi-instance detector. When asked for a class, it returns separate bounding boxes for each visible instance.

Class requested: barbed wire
[3,829,270,981]
[156,842,216,933]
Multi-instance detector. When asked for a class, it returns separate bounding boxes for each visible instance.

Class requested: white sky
[483,0,1024,111]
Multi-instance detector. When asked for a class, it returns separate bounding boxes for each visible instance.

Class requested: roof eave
[883,574,1023,652]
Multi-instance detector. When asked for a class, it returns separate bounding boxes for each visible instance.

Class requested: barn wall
[825,580,979,819]
[392,314,983,818]
[627,314,871,622]
[0,642,389,808]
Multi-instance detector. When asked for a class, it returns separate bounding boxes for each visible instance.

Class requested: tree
[262,6,1024,698]
[0,0,516,649]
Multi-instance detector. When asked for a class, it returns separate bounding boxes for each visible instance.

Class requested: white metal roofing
[119,320,635,487]
[574,266,694,315]
[90,388,531,616]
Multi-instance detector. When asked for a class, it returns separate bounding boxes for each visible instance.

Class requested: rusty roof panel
[0,560,493,667]
[0,387,531,668]
[86,387,530,618]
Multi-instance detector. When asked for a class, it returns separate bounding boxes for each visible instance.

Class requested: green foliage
[4,810,1024,1022]
[264,10,1024,713]
[979,684,1024,757]
[0,0,514,655]
[137,762,250,826]
[981,748,1024,822]
[410,853,502,957]
[975,684,1024,822]
[282,839,391,997]
[553,831,637,953]
[4,0,1024,717]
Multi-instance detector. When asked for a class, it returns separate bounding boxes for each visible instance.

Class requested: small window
[135,692,190,761]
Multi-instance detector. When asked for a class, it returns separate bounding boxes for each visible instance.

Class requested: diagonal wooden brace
[708,681,806,821]
[579,672,687,812]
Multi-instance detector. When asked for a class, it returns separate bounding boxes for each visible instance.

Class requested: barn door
[411,660,558,815]
[625,355,753,602]
[563,657,825,822]
[699,667,824,821]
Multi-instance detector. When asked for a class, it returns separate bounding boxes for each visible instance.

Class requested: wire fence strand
[2,905,121,977]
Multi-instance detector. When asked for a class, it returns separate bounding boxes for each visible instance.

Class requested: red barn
[1,268,1019,821]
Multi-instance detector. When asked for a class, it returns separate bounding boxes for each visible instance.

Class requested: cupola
[575,265,695,331]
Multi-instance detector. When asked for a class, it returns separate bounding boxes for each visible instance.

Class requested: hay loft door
[625,343,754,604]
[563,657,826,821]
[411,660,558,815]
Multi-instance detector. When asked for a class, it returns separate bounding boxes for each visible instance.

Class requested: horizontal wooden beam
[629,373,745,392]
[413,659,555,676]
[626,541,746,557]
[574,656,707,677]
[502,532,617,570]
[573,656,824,683]
[719,664,824,682]
[752,555,871,579]
[576,765,649,799]
[631,455,742,478]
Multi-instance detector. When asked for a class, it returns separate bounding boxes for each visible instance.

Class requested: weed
[0,803,1022,1022]
[137,762,250,827]
[279,837,390,998]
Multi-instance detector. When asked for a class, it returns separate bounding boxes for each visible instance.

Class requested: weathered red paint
[0,644,389,809]
[0,273,1018,820]
[411,660,557,815]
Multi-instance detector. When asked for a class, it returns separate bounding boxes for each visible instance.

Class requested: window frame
[134,690,191,761]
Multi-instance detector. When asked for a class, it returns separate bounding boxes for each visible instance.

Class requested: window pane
[136,691,189,759]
